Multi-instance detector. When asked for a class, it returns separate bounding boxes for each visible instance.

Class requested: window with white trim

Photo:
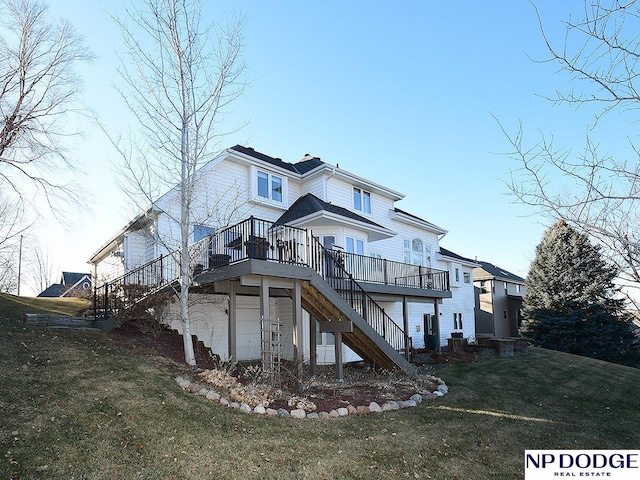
[257,169,284,203]
[403,238,431,266]
[453,312,463,330]
[353,187,371,213]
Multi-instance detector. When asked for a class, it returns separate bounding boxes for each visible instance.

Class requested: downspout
[324,166,336,202]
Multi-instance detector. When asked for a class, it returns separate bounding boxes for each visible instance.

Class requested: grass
[1,297,639,479]
[0,292,91,318]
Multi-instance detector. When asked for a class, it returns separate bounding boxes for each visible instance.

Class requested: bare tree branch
[0,0,93,218]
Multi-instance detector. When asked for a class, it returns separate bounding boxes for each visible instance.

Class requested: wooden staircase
[299,278,416,375]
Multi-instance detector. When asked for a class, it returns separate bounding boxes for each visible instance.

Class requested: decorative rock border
[175,376,448,419]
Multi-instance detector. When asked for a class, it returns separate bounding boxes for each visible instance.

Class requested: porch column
[309,316,318,376]
[260,277,270,369]
[293,280,304,379]
[228,280,237,362]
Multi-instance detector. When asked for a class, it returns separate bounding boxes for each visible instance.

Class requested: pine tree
[521,220,639,365]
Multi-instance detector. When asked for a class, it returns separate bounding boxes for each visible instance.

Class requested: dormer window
[353,187,371,213]
[257,170,283,203]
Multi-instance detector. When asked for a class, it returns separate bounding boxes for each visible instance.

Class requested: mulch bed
[106,325,475,412]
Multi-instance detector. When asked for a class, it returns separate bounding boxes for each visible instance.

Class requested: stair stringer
[304,271,417,377]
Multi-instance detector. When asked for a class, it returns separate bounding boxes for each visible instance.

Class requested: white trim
[390,210,447,235]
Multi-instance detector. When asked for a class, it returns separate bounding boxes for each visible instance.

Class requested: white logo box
[525,450,640,479]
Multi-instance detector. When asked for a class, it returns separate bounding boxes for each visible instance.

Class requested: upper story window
[353,187,371,213]
[515,284,521,294]
[403,238,431,266]
[256,169,284,204]
[463,272,471,283]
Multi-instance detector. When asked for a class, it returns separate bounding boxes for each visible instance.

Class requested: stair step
[23,314,97,330]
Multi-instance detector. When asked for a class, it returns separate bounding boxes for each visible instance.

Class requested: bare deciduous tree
[0,195,28,293]
[112,0,246,365]
[502,1,640,306]
[28,242,56,295]
[0,0,92,214]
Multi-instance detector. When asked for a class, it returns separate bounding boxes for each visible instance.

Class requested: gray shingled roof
[439,247,477,264]
[275,193,386,228]
[230,145,324,174]
[475,261,525,283]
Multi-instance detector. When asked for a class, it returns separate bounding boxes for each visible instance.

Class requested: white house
[89,145,477,377]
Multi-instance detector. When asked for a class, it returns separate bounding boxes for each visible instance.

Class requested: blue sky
[26,0,623,293]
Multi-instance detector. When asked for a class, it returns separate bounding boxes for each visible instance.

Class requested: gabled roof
[61,272,90,286]
[230,145,324,174]
[439,248,479,266]
[37,284,66,298]
[390,208,447,236]
[275,193,384,228]
[474,261,525,283]
[274,193,395,241]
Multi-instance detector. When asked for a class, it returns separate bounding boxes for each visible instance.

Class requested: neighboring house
[38,272,92,298]
[473,261,526,338]
[89,145,477,376]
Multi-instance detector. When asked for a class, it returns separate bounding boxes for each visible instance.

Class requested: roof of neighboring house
[474,261,525,283]
[230,145,324,175]
[37,284,66,297]
[61,272,91,286]
[439,248,479,266]
[274,193,386,229]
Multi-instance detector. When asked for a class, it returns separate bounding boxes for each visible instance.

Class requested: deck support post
[228,280,237,362]
[260,277,270,370]
[402,296,410,360]
[334,331,344,382]
[309,316,318,376]
[433,299,441,352]
[293,279,304,380]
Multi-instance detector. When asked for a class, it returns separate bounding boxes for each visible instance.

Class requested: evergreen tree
[521,220,639,365]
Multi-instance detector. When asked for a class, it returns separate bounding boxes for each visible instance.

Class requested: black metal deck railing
[94,216,450,355]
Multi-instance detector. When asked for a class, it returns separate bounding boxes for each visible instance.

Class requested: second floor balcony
[194,217,450,297]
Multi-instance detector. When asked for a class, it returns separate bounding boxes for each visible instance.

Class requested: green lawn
[1,295,638,479]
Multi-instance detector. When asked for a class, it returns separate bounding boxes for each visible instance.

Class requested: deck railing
[94,216,449,356]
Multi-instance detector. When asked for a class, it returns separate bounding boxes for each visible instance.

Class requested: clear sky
[18,0,625,294]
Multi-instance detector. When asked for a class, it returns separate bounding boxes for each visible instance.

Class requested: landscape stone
[336,407,349,417]
[404,399,417,408]
[277,408,290,417]
[198,388,209,396]
[357,405,370,415]
[369,402,382,413]
[239,403,251,413]
[206,391,220,401]
[347,405,358,415]
[290,409,306,419]
[306,412,319,420]
[410,394,423,404]
[219,397,229,406]
[266,408,278,416]
[253,405,266,414]
[230,402,240,410]
[387,401,400,410]
[437,384,449,394]
[319,411,330,420]
[187,383,201,393]
[433,390,444,397]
